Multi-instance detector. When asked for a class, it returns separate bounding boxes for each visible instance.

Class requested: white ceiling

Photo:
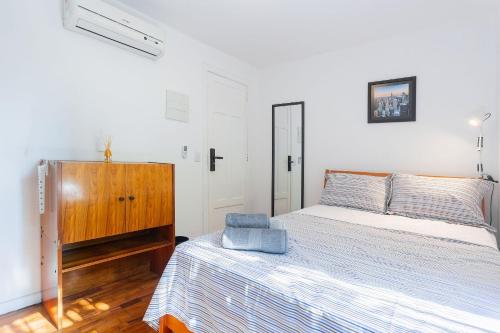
[117,0,498,67]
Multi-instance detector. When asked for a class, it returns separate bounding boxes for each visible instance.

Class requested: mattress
[144,205,500,332]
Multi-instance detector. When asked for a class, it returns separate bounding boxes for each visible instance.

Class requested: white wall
[251,20,499,235]
[0,0,258,315]
[497,7,500,247]
[1,0,499,317]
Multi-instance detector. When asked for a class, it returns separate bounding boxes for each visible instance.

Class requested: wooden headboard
[323,169,488,219]
[324,169,475,186]
[324,170,389,186]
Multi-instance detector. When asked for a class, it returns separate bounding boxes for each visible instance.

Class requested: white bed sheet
[146,205,500,332]
[296,205,498,249]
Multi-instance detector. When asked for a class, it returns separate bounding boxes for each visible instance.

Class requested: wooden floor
[0,272,159,333]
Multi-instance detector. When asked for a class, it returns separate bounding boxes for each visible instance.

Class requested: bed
[145,171,500,333]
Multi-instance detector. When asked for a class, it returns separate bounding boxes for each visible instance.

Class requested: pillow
[388,174,494,230]
[319,173,391,213]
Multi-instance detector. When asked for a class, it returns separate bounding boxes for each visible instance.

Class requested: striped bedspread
[144,211,500,333]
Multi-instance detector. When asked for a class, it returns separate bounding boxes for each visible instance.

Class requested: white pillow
[388,174,494,230]
[319,173,391,214]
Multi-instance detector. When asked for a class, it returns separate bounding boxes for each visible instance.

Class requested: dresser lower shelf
[62,231,173,273]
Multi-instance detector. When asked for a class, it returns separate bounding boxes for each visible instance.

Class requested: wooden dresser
[40,161,175,329]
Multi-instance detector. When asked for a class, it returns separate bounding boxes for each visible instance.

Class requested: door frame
[271,101,305,217]
[202,65,249,234]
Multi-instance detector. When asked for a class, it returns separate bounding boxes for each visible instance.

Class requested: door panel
[274,106,291,215]
[61,163,126,244]
[272,102,304,216]
[289,104,303,211]
[126,164,173,232]
[207,73,247,232]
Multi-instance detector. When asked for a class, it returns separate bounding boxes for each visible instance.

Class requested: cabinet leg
[150,245,173,275]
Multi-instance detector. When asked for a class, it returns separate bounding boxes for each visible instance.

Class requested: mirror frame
[271,101,305,217]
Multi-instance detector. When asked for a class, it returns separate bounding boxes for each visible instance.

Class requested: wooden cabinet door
[125,164,174,232]
[61,163,126,244]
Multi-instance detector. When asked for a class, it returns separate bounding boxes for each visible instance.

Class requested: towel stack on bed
[222,213,288,254]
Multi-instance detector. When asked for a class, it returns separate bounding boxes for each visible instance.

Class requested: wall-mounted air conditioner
[63,0,165,59]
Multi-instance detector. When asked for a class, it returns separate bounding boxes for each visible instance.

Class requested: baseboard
[0,292,41,316]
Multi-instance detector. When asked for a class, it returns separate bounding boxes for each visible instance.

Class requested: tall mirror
[272,102,304,216]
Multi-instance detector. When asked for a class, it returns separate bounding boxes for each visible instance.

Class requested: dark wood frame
[368,76,417,123]
[271,102,305,217]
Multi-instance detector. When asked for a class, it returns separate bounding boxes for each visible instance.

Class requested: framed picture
[368,76,416,123]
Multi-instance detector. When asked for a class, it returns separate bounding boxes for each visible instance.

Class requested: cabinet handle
[118,197,125,202]
[129,195,135,201]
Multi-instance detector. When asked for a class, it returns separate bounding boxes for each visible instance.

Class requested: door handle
[288,155,294,172]
[210,148,223,171]
[128,195,135,201]
[118,196,125,202]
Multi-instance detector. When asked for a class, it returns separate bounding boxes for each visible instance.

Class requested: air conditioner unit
[63,0,165,59]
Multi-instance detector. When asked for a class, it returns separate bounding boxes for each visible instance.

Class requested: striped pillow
[388,174,494,230]
[319,173,391,213]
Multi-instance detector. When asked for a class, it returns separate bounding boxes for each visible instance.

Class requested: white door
[207,72,247,232]
[289,104,303,211]
[273,104,303,216]
[274,106,291,215]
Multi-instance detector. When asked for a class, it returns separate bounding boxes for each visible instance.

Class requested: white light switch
[182,145,188,159]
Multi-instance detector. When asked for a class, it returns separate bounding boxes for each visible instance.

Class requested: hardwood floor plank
[0,272,158,333]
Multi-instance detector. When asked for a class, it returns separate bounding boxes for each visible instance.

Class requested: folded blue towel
[222,227,288,254]
[225,213,270,229]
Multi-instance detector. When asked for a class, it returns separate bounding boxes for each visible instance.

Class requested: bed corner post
[159,316,171,333]
[159,315,192,333]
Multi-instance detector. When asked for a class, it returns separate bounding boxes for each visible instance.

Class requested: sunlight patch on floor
[0,298,112,333]
[61,298,112,329]
[0,312,57,333]
[0,272,158,333]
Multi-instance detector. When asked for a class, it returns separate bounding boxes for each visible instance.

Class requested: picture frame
[368,76,416,123]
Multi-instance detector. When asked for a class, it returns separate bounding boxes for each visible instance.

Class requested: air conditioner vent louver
[63,0,165,59]
[76,25,159,57]
[77,5,164,44]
